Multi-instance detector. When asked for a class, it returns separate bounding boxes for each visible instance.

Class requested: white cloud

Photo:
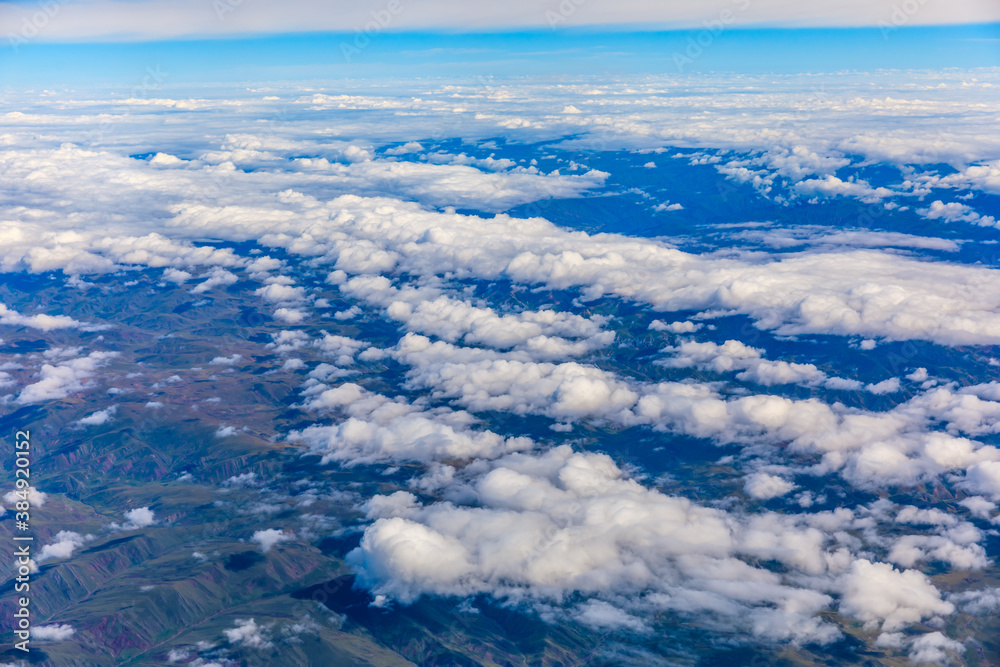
[839,559,953,632]
[960,460,1000,498]
[959,496,997,520]
[121,507,156,529]
[191,268,238,294]
[37,531,90,564]
[291,382,532,466]
[162,267,193,283]
[908,631,966,664]
[950,586,1000,614]
[31,624,75,641]
[313,333,369,365]
[255,283,306,303]
[223,472,257,487]
[5,74,1000,660]
[744,472,796,500]
[16,351,118,405]
[658,339,829,387]
[209,354,242,365]
[343,275,612,359]
[348,445,868,645]
[919,200,996,227]
[76,405,117,426]
[866,378,901,395]
[385,142,424,155]
[0,303,93,332]
[224,618,272,649]
[252,528,291,553]
[792,175,894,203]
[4,487,47,508]
[649,319,702,333]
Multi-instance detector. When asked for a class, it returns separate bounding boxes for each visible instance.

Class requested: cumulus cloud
[866,377,901,395]
[4,487,47,508]
[960,460,1000,498]
[0,303,93,332]
[252,528,292,553]
[5,74,1000,661]
[908,631,966,664]
[792,175,894,203]
[658,339,830,387]
[744,472,796,500]
[291,382,532,466]
[162,267,193,283]
[919,200,996,227]
[37,531,90,564]
[313,333,369,366]
[110,507,156,531]
[209,354,242,365]
[16,351,118,405]
[839,560,953,632]
[76,405,117,426]
[224,618,272,649]
[31,624,75,641]
[191,268,239,294]
[348,446,906,644]
[649,319,702,333]
[168,193,1000,347]
[342,275,612,359]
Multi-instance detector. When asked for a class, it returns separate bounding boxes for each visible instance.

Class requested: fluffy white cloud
[342,275,612,359]
[792,175,894,203]
[350,446,926,644]
[5,74,1000,660]
[16,351,118,405]
[224,618,271,649]
[649,319,702,333]
[291,382,532,465]
[658,339,831,387]
[839,559,954,632]
[37,531,90,564]
[919,200,996,227]
[31,624,75,641]
[122,507,156,529]
[866,377,901,395]
[4,487,47,508]
[908,631,967,664]
[76,405,117,426]
[393,334,639,422]
[960,460,1000,498]
[6,83,1000,350]
[0,303,94,332]
[252,528,291,553]
[744,472,796,500]
[209,354,242,365]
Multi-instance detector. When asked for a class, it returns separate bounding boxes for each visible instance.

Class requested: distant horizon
[3,23,1000,88]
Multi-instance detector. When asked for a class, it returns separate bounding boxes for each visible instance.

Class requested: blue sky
[3,24,1000,88]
